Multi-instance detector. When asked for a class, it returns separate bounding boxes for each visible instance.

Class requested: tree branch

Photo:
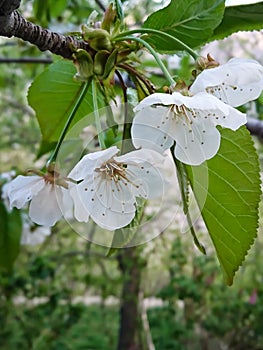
[0,0,21,16]
[246,117,263,142]
[0,9,93,59]
[0,57,52,64]
[95,0,106,11]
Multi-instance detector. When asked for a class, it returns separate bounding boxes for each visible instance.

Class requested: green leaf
[0,202,22,272]
[33,0,49,25]
[186,127,260,285]
[212,3,263,41]
[114,0,124,22]
[33,0,68,24]
[27,60,99,148]
[143,0,225,52]
[50,0,68,18]
[37,140,57,158]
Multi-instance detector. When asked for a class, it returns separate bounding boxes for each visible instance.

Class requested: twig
[95,0,106,11]
[0,57,52,64]
[0,0,21,16]
[0,9,93,59]
[118,63,155,94]
[246,117,263,142]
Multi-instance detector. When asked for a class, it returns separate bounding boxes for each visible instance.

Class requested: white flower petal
[95,176,136,213]
[69,183,90,222]
[115,148,165,164]
[181,92,228,113]
[183,93,247,130]
[68,146,119,180]
[190,58,263,107]
[173,117,221,165]
[134,93,178,112]
[127,163,165,199]
[29,183,63,226]
[4,175,45,209]
[116,149,166,199]
[91,203,135,231]
[211,105,246,131]
[20,215,51,246]
[131,105,174,153]
[71,178,135,230]
[60,186,74,220]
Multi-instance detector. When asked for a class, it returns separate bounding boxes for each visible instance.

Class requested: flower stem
[115,69,134,155]
[113,28,199,60]
[48,80,91,165]
[173,154,206,255]
[92,79,106,149]
[114,35,176,86]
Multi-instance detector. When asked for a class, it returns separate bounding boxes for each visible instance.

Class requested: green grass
[0,302,119,350]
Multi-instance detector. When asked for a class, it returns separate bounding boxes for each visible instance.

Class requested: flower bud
[72,49,94,81]
[94,50,109,76]
[82,26,112,51]
[101,3,116,32]
[195,54,219,72]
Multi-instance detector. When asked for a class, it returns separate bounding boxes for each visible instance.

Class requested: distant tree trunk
[117,247,144,350]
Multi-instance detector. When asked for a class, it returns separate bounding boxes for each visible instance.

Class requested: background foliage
[1,0,263,349]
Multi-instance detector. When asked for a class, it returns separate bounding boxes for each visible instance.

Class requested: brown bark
[117,248,144,350]
[246,116,263,142]
[0,4,92,59]
[0,0,21,16]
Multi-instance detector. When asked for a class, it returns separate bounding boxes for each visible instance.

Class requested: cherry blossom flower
[68,146,165,230]
[131,92,247,165]
[3,173,72,227]
[190,58,263,107]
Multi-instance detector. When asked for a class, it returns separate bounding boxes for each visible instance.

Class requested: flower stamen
[95,159,141,190]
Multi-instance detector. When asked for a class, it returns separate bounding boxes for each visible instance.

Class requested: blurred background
[1,1,263,349]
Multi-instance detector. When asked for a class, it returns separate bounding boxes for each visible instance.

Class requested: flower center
[170,104,195,126]
[95,159,128,183]
[43,172,69,189]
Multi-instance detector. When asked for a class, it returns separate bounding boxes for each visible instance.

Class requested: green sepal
[94,50,110,76]
[82,26,112,51]
[102,49,118,80]
[101,3,117,32]
[114,0,124,24]
[73,49,94,81]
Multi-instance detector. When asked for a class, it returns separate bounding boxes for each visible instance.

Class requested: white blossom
[20,214,51,246]
[68,146,165,230]
[190,58,263,107]
[0,170,16,182]
[131,92,247,165]
[3,174,72,227]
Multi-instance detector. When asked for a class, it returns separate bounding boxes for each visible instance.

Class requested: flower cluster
[132,58,263,165]
[2,58,263,231]
[2,147,165,229]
